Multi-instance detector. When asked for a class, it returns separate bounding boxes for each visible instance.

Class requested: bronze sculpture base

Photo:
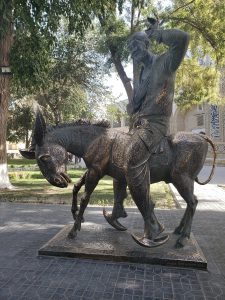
[39,220,207,270]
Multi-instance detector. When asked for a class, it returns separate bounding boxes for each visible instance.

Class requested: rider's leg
[125,130,164,240]
[127,166,164,240]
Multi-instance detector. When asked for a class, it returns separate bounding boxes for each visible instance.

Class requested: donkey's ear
[19,149,36,159]
[34,109,46,146]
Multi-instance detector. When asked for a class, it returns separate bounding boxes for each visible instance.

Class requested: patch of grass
[8,158,37,167]
[0,169,176,209]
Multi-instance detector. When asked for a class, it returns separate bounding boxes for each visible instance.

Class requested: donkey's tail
[195,134,217,185]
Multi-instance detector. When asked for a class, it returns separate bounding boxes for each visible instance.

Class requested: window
[197,115,204,126]
[197,104,203,111]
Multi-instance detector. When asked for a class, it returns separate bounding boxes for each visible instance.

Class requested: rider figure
[124,20,189,242]
[126,20,190,187]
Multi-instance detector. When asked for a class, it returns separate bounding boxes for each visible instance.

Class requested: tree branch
[170,0,196,15]
[167,16,217,50]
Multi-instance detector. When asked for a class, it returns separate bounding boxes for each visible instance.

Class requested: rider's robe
[127,29,190,186]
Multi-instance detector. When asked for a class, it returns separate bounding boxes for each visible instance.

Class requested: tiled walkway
[0,183,225,300]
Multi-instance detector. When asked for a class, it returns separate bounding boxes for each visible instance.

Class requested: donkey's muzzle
[49,172,71,188]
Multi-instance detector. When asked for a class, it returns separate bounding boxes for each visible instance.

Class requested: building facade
[170,103,225,163]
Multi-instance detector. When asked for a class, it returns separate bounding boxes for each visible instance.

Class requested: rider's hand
[145,17,159,38]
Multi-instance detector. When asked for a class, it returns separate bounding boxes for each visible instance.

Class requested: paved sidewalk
[170,183,225,211]
[0,182,225,300]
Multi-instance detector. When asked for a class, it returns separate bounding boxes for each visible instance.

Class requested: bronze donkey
[20,111,216,248]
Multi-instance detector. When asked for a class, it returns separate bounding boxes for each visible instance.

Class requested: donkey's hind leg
[172,175,198,248]
[68,168,100,239]
[103,179,128,231]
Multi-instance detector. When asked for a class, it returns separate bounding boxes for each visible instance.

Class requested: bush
[9,171,43,180]
[9,172,28,180]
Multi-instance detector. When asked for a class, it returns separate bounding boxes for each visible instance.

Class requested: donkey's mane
[46,119,110,132]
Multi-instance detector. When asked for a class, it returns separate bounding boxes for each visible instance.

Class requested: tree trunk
[109,46,133,103]
[98,15,133,105]
[0,7,13,189]
[25,129,29,148]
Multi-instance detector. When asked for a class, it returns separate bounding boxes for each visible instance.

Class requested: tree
[175,59,222,110]
[7,102,34,148]
[96,0,148,103]
[161,0,225,65]
[0,0,124,189]
[0,1,13,188]
[95,0,225,110]
[160,0,225,109]
[12,27,110,125]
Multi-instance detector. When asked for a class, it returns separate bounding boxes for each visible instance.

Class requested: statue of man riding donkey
[20,17,216,249]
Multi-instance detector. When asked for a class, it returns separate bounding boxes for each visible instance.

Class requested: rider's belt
[136,115,169,124]
[135,116,169,136]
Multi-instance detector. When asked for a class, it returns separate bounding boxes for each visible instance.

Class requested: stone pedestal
[39,209,207,269]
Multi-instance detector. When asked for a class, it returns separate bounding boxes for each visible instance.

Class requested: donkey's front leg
[68,168,100,239]
[103,179,128,231]
[71,171,87,221]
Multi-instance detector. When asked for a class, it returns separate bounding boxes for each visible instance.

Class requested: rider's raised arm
[148,28,190,73]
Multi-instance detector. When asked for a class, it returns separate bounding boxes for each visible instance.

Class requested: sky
[106,64,132,102]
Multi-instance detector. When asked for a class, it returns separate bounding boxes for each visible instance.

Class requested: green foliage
[97,16,131,66]
[0,0,13,39]
[95,0,225,109]
[160,0,225,65]
[7,103,34,146]
[1,0,224,118]
[11,32,51,92]
[1,0,126,94]
[107,102,128,124]
[11,25,110,124]
[8,158,36,167]
[175,58,223,110]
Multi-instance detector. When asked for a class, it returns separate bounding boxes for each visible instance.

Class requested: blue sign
[210,105,220,138]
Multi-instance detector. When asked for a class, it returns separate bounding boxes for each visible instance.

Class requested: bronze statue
[20,19,216,248]
[20,112,215,248]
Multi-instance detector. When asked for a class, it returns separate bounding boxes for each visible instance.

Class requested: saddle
[111,130,173,169]
[150,135,173,167]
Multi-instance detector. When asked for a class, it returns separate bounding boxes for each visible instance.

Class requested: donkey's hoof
[131,234,169,248]
[175,235,189,248]
[175,240,183,249]
[121,210,128,218]
[103,207,127,231]
[158,223,165,235]
[67,230,77,239]
[173,227,182,235]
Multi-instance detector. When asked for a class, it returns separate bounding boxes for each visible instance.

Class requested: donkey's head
[20,111,71,188]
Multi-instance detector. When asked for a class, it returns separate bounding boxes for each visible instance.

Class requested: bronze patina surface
[20,114,215,249]
[39,208,207,270]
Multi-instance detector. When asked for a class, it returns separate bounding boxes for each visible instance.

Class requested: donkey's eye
[39,155,51,162]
